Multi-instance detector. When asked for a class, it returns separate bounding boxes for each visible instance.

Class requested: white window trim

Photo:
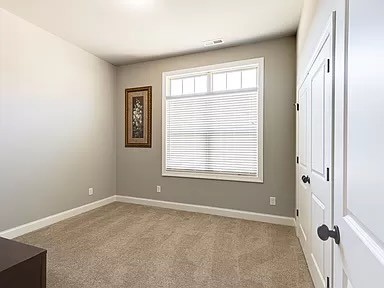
[162,58,264,183]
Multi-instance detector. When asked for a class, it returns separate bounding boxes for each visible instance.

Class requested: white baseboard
[0,195,295,239]
[0,196,116,239]
[116,195,295,227]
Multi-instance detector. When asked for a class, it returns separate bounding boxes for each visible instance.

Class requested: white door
[297,17,334,288]
[333,0,384,287]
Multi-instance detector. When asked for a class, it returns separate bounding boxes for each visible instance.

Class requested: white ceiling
[0,0,303,65]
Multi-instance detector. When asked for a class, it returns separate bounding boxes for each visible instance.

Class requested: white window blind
[162,58,264,182]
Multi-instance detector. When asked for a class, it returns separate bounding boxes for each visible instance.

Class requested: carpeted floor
[17,202,314,288]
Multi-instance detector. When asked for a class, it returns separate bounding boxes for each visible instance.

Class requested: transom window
[162,58,264,182]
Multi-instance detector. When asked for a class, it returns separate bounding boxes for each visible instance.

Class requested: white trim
[116,195,295,226]
[162,170,262,183]
[0,196,116,239]
[0,195,295,240]
[163,58,262,79]
[258,57,265,182]
[165,87,258,100]
[162,58,264,183]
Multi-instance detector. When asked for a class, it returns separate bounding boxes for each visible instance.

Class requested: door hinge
[296,209,299,217]
[326,167,330,182]
[296,156,299,164]
[327,277,330,288]
[296,103,300,111]
[327,59,331,73]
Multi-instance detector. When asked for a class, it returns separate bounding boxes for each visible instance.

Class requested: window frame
[162,58,264,183]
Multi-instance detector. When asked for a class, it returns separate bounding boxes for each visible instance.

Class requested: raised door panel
[311,62,326,177]
[298,83,311,250]
[299,86,308,168]
[347,0,384,244]
[311,195,326,277]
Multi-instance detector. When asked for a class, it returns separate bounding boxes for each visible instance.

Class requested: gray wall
[0,9,116,231]
[117,36,297,217]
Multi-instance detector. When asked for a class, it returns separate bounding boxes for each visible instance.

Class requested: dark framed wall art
[125,86,152,148]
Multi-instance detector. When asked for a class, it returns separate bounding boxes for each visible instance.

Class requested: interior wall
[0,9,117,231]
[116,37,297,217]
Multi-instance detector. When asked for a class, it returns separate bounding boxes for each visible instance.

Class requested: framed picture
[125,86,152,148]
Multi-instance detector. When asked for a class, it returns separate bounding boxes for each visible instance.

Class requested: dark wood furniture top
[0,237,47,288]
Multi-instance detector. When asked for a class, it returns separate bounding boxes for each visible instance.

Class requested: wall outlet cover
[270,197,276,206]
[89,188,94,196]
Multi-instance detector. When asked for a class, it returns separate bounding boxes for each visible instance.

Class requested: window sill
[162,170,263,183]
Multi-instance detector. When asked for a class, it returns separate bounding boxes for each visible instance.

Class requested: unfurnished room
[0,0,383,287]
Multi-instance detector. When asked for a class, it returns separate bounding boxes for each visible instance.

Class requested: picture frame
[125,86,152,148]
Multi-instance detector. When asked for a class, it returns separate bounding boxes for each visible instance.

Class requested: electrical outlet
[270,197,276,206]
[88,188,94,196]
[156,186,161,193]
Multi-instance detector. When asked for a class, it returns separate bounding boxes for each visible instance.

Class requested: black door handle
[317,224,340,244]
[301,175,310,184]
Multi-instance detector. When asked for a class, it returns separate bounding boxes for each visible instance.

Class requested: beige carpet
[17,202,314,288]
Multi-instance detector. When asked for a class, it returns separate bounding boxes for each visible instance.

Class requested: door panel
[299,86,308,167]
[347,0,384,241]
[298,83,311,248]
[311,63,326,176]
[311,195,326,276]
[334,0,384,287]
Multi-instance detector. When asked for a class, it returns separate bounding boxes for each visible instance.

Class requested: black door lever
[301,175,310,184]
[317,224,341,244]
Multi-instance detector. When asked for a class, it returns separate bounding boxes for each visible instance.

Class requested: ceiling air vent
[203,39,224,47]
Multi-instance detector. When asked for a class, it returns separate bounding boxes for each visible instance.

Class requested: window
[162,58,264,182]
